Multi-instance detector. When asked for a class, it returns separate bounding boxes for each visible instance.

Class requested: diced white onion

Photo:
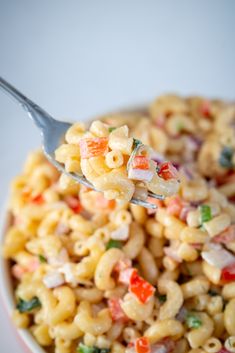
[128,167,154,182]
[201,248,235,269]
[43,271,65,288]
[111,225,129,241]
[48,248,69,267]
[58,263,78,286]
[55,223,70,235]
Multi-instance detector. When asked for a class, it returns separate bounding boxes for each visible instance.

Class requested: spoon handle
[0,76,54,130]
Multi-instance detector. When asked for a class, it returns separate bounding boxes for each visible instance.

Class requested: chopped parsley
[38,254,47,263]
[219,146,234,169]
[199,205,212,224]
[106,239,123,250]
[186,312,202,329]
[133,138,142,149]
[77,344,110,353]
[108,127,117,133]
[16,297,41,313]
[158,294,167,303]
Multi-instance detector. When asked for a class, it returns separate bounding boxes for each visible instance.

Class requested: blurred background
[0,0,235,351]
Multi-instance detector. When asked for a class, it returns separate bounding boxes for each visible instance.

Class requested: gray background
[0,0,235,352]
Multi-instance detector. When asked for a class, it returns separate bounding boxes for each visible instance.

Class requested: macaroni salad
[2,95,235,353]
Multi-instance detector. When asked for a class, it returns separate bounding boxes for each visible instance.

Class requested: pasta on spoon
[55,121,180,203]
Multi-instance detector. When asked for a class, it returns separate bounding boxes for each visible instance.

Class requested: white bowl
[0,205,46,353]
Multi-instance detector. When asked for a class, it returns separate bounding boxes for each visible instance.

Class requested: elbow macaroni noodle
[2,94,235,353]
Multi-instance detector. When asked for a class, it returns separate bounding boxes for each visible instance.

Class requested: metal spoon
[0,77,164,209]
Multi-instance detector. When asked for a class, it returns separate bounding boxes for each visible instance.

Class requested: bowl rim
[0,203,46,353]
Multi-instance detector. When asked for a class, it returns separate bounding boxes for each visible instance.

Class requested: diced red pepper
[146,197,164,215]
[221,263,235,282]
[213,225,235,244]
[108,298,129,322]
[135,337,151,353]
[132,156,150,170]
[129,270,155,303]
[30,194,44,205]
[95,193,116,210]
[64,195,82,213]
[119,268,137,285]
[158,162,179,180]
[12,258,40,280]
[200,100,211,118]
[166,196,184,217]
[79,137,108,158]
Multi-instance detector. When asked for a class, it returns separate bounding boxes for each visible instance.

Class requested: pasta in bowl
[1,94,235,353]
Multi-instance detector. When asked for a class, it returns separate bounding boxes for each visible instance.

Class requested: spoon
[0,77,164,208]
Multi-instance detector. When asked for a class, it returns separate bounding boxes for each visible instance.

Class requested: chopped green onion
[199,205,212,224]
[176,122,184,132]
[38,254,47,263]
[133,138,142,149]
[77,344,96,353]
[158,294,167,303]
[108,127,117,133]
[219,146,234,168]
[186,312,202,329]
[77,345,110,353]
[16,297,41,313]
[106,239,123,250]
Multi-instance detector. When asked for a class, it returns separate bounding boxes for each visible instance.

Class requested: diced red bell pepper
[129,270,155,304]
[79,137,108,158]
[95,193,116,209]
[108,298,129,322]
[221,263,235,282]
[213,225,235,244]
[132,156,150,170]
[200,100,211,118]
[158,162,179,180]
[64,195,82,213]
[30,194,45,205]
[119,268,137,285]
[166,196,184,217]
[135,337,151,353]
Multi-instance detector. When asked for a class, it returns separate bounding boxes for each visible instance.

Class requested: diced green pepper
[199,204,212,224]
[106,239,123,250]
[186,312,202,329]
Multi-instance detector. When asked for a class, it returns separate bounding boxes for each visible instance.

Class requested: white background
[0,1,235,352]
